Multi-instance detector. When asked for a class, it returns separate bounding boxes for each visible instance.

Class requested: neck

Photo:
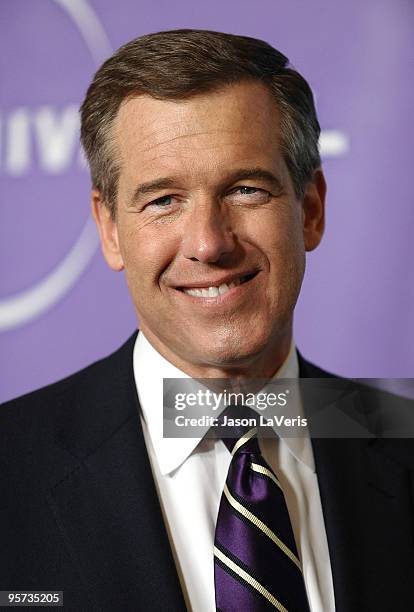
[140,324,294,382]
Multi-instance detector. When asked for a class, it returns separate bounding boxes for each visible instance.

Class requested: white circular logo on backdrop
[0,0,112,331]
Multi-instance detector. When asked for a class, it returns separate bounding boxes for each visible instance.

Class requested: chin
[192,331,270,369]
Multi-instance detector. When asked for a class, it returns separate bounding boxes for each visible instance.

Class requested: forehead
[112,81,285,185]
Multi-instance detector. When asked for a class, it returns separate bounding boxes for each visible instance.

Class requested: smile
[178,272,257,298]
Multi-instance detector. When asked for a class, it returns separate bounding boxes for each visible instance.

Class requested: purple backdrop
[1,0,413,403]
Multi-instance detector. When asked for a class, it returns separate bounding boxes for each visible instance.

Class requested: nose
[181,200,236,263]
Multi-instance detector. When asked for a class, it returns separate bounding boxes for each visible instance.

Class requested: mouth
[176,271,258,298]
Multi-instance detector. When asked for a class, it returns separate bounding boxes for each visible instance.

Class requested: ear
[302,168,326,252]
[91,190,124,271]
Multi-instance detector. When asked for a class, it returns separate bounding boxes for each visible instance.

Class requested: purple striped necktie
[214,411,311,612]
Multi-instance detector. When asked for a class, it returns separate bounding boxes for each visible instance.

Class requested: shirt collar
[133,331,315,475]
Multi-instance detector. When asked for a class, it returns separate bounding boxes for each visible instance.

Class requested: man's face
[93,80,325,377]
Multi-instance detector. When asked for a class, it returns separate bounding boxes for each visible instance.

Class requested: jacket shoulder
[0,332,137,431]
[297,350,339,379]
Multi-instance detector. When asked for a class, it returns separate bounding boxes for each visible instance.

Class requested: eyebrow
[130,167,284,205]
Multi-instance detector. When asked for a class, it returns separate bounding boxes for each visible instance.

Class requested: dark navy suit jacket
[1,332,414,611]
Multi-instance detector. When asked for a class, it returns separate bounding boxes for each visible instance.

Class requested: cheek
[251,207,304,262]
[257,214,305,299]
[119,222,178,288]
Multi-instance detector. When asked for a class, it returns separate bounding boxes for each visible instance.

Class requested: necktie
[214,410,311,612]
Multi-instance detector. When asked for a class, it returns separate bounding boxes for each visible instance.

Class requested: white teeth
[183,279,240,298]
[186,288,203,297]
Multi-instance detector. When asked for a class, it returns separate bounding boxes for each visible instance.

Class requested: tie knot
[223,426,261,455]
[217,404,261,455]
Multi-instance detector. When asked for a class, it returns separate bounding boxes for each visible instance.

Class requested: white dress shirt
[134,332,336,612]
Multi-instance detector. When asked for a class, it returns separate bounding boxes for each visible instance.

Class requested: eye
[231,186,271,202]
[147,195,173,208]
[237,186,262,195]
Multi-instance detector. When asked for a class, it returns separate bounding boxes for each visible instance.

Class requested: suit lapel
[299,353,414,610]
[48,333,187,611]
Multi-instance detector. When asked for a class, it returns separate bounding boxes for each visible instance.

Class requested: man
[1,29,414,612]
